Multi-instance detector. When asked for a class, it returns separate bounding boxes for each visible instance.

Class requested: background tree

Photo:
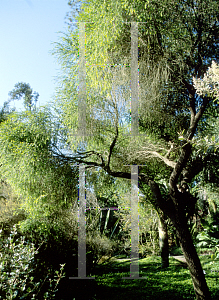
[0,100,14,123]
[8,82,39,111]
[0,106,79,233]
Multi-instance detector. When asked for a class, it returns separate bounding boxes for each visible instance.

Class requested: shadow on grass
[90,256,219,300]
[89,256,194,300]
[55,256,219,300]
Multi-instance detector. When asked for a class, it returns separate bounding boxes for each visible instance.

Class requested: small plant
[196,229,219,257]
[0,225,65,299]
[86,231,116,272]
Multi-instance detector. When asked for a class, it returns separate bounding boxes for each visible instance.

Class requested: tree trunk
[174,215,211,300]
[144,180,211,298]
[158,214,169,268]
[147,180,170,267]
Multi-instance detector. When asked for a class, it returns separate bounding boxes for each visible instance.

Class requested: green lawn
[85,255,219,300]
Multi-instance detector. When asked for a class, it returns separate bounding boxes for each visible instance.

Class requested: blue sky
[0,0,70,111]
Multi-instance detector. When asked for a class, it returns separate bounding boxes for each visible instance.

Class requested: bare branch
[182,79,196,125]
[107,126,119,168]
[126,139,176,168]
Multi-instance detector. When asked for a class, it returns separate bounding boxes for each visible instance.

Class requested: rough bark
[147,180,171,268]
[149,179,211,299]
[166,95,211,299]
[172,212,211,300]
[158,214,169,268]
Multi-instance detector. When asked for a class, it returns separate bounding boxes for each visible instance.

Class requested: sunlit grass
[89,255,219,300]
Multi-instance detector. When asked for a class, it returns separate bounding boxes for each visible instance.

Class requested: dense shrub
[16,205,118,299]
[195,211,219,258]
[0,225,65,300]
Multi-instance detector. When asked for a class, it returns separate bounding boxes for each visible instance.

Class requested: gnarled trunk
[145,177,211,299]
[173,214,211,300]
[158,214,169,268]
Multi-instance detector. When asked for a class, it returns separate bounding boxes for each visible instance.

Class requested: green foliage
[86,168,130,208]
[196,215,219,260]
[58,0,219,146]
[0,109,78,234]
[0,101,15,124]
[0,110,52,195]
[19,205,78,246]
[196,231,219,258]
[0,181,22,225]
[0,225,65,300]
[138,200,159,257]
[86,231,117,271]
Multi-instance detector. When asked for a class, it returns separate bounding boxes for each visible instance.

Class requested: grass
[80,255,219,300]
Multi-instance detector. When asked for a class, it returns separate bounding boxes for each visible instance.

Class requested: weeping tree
[53,0,172,268]
[50,0,219,299]
[0,107,79,238]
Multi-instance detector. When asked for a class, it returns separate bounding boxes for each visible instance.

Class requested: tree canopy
[51,0,219,298]
[53,0,219,165]
[0,1,219,299]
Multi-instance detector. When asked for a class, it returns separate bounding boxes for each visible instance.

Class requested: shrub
[196,213,219,259]
[0,225,65,300]
[196,230,219,258]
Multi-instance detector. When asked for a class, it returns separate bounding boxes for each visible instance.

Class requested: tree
[0,100,15,124]
[0,103,121,292]
[0,107,79,237]
[8,82,39,111]
[52,0,219,298]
